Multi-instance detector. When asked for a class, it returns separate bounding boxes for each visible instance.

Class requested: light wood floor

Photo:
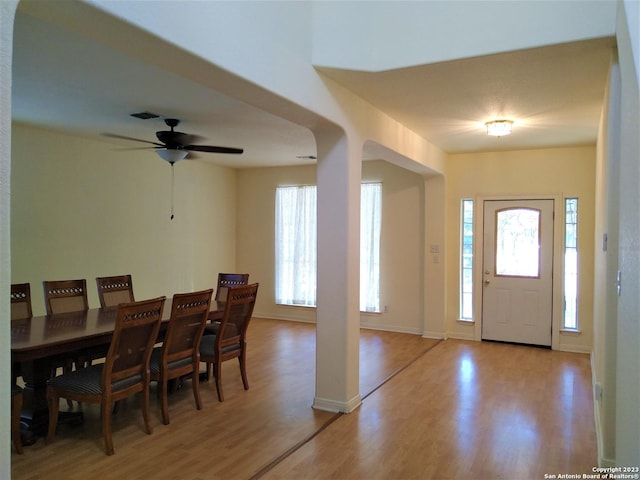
[11,318,596,480]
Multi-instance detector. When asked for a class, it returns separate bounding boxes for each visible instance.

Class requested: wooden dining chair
[96,274,135,308]
[46,296,166,455]
[42,279,90,405]
[45,278,109,371]
[200,283,259,402]
[149,289,213,425]
[215,273,250,304]
[205,273,249,335]
[10,283,32,385]
[11,283,32,320]
[42,279,89,315]
[11,383,24,454]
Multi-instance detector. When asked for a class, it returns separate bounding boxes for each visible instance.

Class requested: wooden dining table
[11,301,224,438]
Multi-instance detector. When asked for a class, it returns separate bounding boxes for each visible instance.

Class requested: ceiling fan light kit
[156,148,188,164]
[485,119,513,137]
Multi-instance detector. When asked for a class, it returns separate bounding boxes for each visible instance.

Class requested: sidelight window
[563,198,579,330]
[460,199,474,320]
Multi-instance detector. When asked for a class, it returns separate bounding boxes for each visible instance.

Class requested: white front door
[481,199,554,346]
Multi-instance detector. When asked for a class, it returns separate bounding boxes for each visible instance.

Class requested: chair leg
[11,391,23,454]
[141,382,153,436]
[101,398,115,455]
[160,377,170,425]
[64,360,75,410]
[192,365,202,411]
[239,350,249,391]
[215,361,224,402]
[45,388,60,445]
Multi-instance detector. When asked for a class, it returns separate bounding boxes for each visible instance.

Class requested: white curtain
[275,183,381,312]
[360,183,381,312]
[275,186,317,306]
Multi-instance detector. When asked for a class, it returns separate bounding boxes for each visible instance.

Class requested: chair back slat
[43,279,88,315]
[104,297,165,387]
[102,290,135,308]
[11,283,32,320]
[96,275,135,308]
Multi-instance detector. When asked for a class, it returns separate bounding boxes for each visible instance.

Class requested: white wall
[311,1,616,70]
[613,0,640,465]
[592,53,619,466]
[0,1,18,474]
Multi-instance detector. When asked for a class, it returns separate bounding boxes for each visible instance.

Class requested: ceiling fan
[104,118,243,164]
[105,118,243,220]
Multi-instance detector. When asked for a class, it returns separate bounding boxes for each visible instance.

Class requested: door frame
[473,194,565,350]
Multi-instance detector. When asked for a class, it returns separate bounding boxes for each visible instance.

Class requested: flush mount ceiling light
[485,120,513,137]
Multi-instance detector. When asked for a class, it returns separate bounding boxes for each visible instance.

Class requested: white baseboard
[360,321,423,336]
[253,311,315,324]
[591,353,617,467]
[447,331,476,341]
[593,398,617,467]
[555,344,592,354]
[592,353,604,466]
[255,313,433,338]
[312,394,362,413]
[422,330,447,340]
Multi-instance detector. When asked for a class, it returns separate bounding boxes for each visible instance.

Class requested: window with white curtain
[275,185,317,306]
[359,183,381,312]
[275,183,382,312]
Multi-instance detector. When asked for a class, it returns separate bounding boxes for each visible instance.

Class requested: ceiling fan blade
[112,146,158,151]
[102,132,164,147]
[156,131,202,147]
[185,145,244,154]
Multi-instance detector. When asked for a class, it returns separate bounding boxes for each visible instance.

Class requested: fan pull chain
[170,162,175,220]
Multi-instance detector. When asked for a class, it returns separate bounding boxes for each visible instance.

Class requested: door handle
[484,279,491,285]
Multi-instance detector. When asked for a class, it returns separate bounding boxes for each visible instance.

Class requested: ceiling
[11,8,615,169]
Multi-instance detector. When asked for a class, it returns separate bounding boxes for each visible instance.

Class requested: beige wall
[12,123,597,351]
[11,123,433,335]
[445,146,596,353]
[11,123,237,314]
[237,160,426,334]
